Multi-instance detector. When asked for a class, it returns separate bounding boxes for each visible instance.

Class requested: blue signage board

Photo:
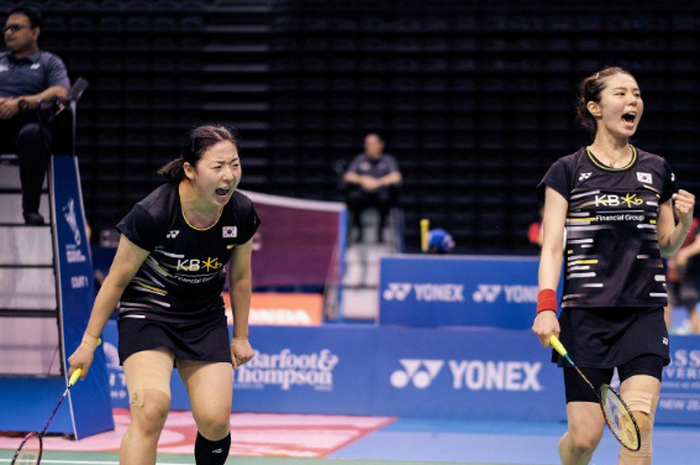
[379,255,555,329]
[371,327,565,421]
[658,335,700,425]
[0,378,73,433]
[52,155,114,438]
[102,322,699,426]
[233,325,376,415]
[103,322,376,415]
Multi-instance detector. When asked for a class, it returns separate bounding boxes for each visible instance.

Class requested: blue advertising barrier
[371,327,564,421]
[51,155,114,438]
[102,322,699,425]
[104,322,377,415]
[658,336,700,425]
[379,255,559,329]
[102,321,565,421]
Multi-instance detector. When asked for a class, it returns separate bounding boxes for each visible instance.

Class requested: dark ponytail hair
[576,66,635,134]
[158,125,238,183]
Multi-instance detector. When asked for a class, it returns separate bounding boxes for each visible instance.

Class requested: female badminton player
[532,67,694,465]
[68,125,260,465]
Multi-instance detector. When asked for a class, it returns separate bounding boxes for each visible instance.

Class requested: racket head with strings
[599,383,641,451]
[549,336,642,451]
[10,431,43,465]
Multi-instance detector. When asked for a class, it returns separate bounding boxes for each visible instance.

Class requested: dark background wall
[21,0,699,253]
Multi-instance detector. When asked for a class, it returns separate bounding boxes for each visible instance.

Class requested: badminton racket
[11,338,100,465]
[550,335,641,451]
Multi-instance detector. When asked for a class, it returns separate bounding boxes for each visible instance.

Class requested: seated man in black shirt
[342,133,402,242]
[0,5,70,225]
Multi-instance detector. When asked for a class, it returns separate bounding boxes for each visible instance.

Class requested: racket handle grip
[69,338,102,386]
[69,368,83,386]
[549,335,567,357]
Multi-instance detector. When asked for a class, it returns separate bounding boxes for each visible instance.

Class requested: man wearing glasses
[0,5,69,225]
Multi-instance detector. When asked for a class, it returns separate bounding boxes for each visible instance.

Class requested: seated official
[342,133,402,243]
[0,5,69,225]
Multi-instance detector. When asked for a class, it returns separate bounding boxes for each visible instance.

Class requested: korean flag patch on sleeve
[223,226,237,238]
[637,172,652,184]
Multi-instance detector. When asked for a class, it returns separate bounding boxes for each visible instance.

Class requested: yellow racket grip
[420,219,430,252]
[549,335,568,357]
[69,338,102,386]
[69,368,83,386]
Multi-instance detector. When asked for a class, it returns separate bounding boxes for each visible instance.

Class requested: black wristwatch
[17,98,29,111]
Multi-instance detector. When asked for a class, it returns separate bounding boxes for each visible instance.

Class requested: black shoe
[24,212,45,225]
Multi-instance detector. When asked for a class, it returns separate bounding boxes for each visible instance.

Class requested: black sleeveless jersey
[116,183,260,323]
[537,146,678,309]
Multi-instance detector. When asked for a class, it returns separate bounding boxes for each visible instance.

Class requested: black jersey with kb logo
[116,183,260,323]
[538,146,678,309]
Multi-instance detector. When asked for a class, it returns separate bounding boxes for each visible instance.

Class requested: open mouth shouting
[621,111,637,128]
[215,186,233,201]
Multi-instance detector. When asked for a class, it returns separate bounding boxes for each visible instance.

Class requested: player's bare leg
[559,401,605,465]
[120,348,174,465]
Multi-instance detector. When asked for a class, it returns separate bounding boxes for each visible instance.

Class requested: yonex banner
[371,327,564,421]
[379,255,561,329]
[102,322,699,425]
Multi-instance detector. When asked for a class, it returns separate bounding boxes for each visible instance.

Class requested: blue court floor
[2,417,699,465]
[330,418,700,465]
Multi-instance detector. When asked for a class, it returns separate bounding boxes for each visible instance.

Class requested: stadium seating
[35,0,700,253]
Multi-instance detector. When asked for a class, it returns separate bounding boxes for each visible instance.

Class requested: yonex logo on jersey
[166,230,180,239]
[223,226,237,238]
[637,172,652,183]
[578,172,592,181]
[383,283,412,301]
[472,285,502,303]
[391,359,444,389]
[31,63,41,70]
[662,337,669,346]
[211,448,223,454]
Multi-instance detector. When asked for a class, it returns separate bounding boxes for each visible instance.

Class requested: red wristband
[537,289,557,314]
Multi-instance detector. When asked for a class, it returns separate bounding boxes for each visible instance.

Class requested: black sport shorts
[554,306,670,368]
[117,314,231,366]
[564,353,665,403]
